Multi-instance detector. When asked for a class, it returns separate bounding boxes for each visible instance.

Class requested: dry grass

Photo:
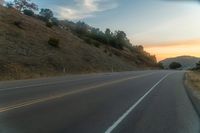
[0,7,135,80]
[186,71,200,98]
[0,7,155,81]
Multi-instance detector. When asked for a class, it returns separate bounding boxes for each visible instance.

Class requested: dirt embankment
[0,6,156,80]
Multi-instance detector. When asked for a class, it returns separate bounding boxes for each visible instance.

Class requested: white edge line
[105,73,171,133]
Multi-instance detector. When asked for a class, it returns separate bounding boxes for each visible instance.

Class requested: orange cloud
[144,39,200,61]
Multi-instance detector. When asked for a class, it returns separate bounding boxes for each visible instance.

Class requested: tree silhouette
[39,8,53,22]
[196,61,200,70]
[14,0,38,11]
[169,62,182,69]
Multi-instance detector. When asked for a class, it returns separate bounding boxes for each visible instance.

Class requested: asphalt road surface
[0,70,199,133]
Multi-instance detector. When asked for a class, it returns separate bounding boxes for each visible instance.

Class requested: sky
[0,0,3,5]
[5,0,200,61]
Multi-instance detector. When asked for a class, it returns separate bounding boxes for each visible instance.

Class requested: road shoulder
[184,71,200,116]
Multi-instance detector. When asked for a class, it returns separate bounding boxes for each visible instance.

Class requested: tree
[39,8,53,22]
[23,9,34,16]
[169,62,182,69]
[45,21,53,28]
[158,62,164,69]
[195,61,200,70]
[114,31,127,49]
[75,21,89,35]
[105,28,112,37]
[6,2,14,8]
[51,17,59,26]
[105,28,112,44]
[135,45,144,52]
[13,0,38,11]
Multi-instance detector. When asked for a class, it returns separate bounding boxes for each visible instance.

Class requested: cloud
[55,0,119,20]
[55,7,93,20]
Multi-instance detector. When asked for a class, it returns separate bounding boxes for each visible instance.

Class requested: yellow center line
[0,72,157,113]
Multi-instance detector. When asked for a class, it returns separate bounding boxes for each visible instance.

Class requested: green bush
[46,22,53,28]
[157,62,164,69]
[48,38,60,48]
[192,61,200,70]
[84,37,92,44]
[92,41,101,48]
[23,9,34,16]
[14,21,23,29]
[51,17,59,26]
[169,62,182,69]
[114,51,121,57]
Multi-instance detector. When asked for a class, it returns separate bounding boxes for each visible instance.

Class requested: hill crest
[0,6,157,80]
[160,56,200,69]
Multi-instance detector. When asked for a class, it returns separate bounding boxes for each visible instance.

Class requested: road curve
[0,70,199,133]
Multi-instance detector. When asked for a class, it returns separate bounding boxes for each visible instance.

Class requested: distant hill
[0,6,157,80]
[160,56,200,69]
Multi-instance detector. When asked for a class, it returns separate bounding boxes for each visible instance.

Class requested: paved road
[0,70,199,133]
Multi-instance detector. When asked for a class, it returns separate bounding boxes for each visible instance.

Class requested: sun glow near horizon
[144,39,200,61]
[132,2,200,62]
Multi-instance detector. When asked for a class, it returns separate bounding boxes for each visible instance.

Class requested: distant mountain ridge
[160,56,200,69]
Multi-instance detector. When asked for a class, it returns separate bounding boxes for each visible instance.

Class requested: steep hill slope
[160,56,200,69]
[0,6,156,80]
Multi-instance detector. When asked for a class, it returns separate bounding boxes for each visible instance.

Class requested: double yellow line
[0,72,156,113]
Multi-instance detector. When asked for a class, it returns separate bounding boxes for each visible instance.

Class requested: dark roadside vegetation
[0,0,161,80]
[185,61,200,115]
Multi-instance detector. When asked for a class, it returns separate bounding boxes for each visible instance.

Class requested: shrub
[169,62,182,69]
[84,37,92,44]
[23,9,34,16]
[93,41,101,48]
[157,62,164,69]
[35,15,47,22]
[192,61,200,70]
[48,37,60,48]
[14,21,23,29]
[114,51,121,57]
[51,17,59,26]
[46,22,53,28]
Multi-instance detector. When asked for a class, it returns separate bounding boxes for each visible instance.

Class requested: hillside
[0,6,157,80]
[160,56,200,69]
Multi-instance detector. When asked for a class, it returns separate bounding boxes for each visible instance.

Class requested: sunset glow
[145,39,200,61]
